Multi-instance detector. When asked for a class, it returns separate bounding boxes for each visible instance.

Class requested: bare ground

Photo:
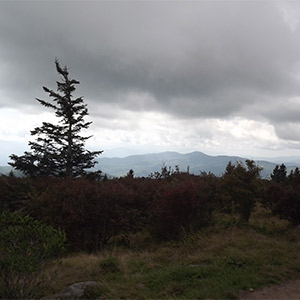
[239,279,300,299]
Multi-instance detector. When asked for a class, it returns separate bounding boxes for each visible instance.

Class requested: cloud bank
[1,1,300,163]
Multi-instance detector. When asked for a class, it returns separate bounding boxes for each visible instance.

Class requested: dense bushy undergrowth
[0,211,66,299]
[25,178,144,251]
[0,160,299,253]
[261,164,300,225]
[220,160,263,222]
[264,179,300,225]
[0,175,31,211]
[150,173,219,240]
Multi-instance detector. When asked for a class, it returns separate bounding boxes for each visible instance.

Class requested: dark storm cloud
[1,1,300,125]
[274,122,300,141]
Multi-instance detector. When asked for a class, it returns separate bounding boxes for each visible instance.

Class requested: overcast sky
[1,1,300,165]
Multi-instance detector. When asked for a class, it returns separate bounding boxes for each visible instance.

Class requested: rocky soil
[239,279,300,299]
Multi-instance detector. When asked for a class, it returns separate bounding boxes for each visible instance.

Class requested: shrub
[150,175,218,240]
[271,164,287,183]
[264,182,300,226]
[100,257,120,273]
[0,175,32,212]
[26,178,140,251]
[119,177,162,226]
[0,211,66,299]
[220,160,262,222]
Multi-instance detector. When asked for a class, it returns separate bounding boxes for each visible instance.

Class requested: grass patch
[41,207,300,299]
[99,256,120,274]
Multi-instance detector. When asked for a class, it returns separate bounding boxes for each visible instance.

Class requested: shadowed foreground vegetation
[39,207,300,299]
[0,161,299,298]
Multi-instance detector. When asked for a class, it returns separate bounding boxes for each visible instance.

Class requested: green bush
[100,257,120,273]
[264,182,300,226]
[221,160,262,222]
[0,211,66,299]
[0,175,32,212]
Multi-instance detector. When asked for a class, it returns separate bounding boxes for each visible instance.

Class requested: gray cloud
[1,1,300,142]
[274,122,300,141]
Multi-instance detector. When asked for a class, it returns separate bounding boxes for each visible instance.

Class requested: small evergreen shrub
[0,211,66,299]
[0,175,32,212]
[264,182,300,226]
[220,160,262,222]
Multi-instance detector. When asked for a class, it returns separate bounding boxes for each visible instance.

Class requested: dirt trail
[239,280,300,299]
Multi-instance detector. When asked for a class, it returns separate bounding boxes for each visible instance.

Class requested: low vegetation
[0,211,66,299]
[40,207,300,299]
[0,161,299,298]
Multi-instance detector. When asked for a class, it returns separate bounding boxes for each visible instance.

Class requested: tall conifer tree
[9,59,102,177]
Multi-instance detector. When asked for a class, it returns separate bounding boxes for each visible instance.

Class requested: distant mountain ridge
[0,166,13,175]
[1,151,299,178]
[95,151,298,178]
[0,166,23,177]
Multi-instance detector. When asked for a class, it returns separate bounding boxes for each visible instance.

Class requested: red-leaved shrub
[149,175,217,240]
[26,178,139,251]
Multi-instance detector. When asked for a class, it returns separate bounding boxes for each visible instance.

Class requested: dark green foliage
[9,59,102,178]
[148,164,181,180]
[221,160,262,222]
[264,180,300,226]
[0,175,32,211]
[0,211,66,299]
[100,257,120,273]
[288,167,300,185]
[271,164,287,183]
[263,166,300,225]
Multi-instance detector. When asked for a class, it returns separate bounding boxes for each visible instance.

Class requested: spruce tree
[9,59,102,178]
[271,163,287,183]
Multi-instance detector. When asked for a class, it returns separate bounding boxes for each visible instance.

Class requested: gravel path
[239,280,300,299]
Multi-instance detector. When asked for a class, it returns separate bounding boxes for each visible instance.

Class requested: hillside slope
[1,151,297,178]
[96,151,288,178]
